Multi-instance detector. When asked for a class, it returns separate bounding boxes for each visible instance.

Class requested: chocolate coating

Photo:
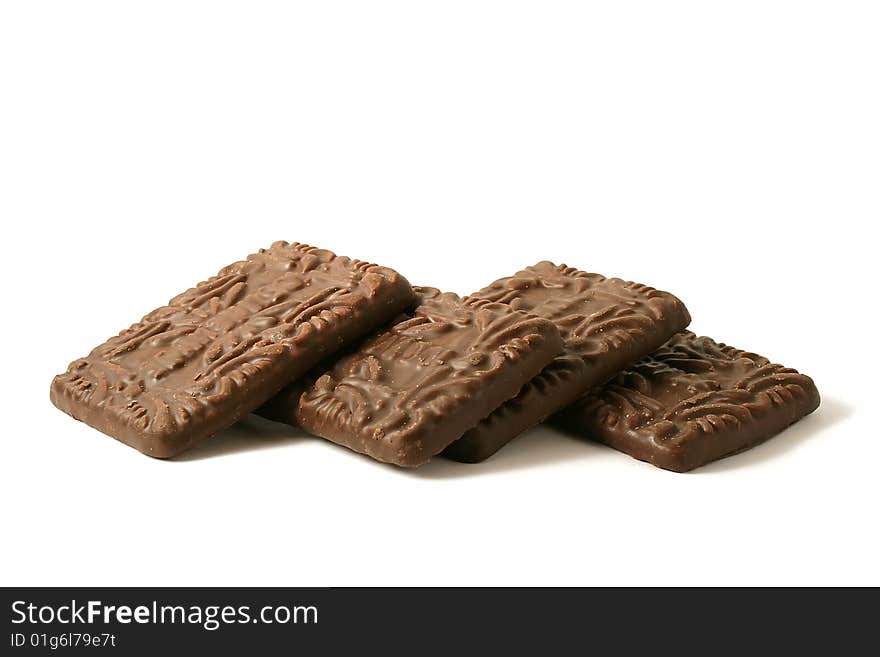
[443,262,690,462]
[554,331,821,472]
[50,242,414,458]
[286,287,565,467]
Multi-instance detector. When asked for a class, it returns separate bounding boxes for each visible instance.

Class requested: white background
[1,2,877,586]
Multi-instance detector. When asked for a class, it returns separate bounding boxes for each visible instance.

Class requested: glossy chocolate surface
[288,287,565,467]
[555,331,820,472]
[444,262,690,462]
[50,242,414,458]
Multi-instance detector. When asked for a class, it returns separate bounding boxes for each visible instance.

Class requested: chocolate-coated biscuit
[50,241,414,458]
[554,331,820,472]
[443,262,690,462]
[287,287,565,467]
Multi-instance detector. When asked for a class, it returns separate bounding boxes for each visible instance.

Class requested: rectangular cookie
[281,287,565,467]
[553,331,821,472]
[443,262,691,462]
[50,241,415,458]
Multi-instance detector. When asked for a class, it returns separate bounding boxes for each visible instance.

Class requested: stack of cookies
[51,241,820,472]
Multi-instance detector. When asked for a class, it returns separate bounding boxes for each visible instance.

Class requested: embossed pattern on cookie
[50,242,415,458]
[293,287,565,467]
[554,331,820,472]
[444,261,690,462]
